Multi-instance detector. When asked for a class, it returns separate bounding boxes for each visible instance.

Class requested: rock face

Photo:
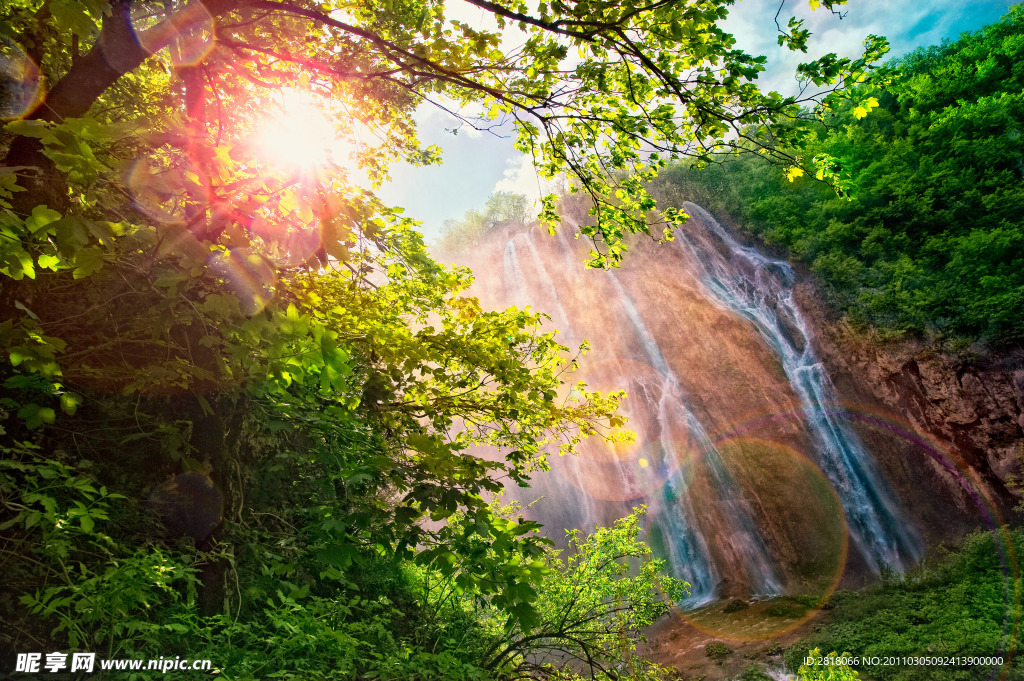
[444,201,1021,603]
[793,282,1023,538]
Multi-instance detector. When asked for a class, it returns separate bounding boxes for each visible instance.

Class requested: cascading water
[502,234,600,536]
[606,273,781,599]
[675,202,923,573]
[503,238,527,304]
[470,203,923,607]
[500,223,787,604]
[519,234,571,333]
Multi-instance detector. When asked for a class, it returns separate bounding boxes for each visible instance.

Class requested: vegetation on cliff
[652,6,1024,348]
[436,191,533,256]
[787,528,1021,681]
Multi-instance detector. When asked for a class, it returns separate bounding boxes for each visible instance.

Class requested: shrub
[723,598,750,613]
[705,641,733,663]
[737,665,773,681]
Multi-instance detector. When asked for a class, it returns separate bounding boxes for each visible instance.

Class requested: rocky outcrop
[793,283,1023,538]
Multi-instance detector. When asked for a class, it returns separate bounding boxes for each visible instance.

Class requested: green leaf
[37,253,61,270]
[25,206,62,234]
[316,544,359,568]
[72,247,104,279]
[4,120,50,139]
[52,216,90,256]
[59,392,82,416]
[18,403,56,429]
[49,0,98,38]
[853,96,879,119]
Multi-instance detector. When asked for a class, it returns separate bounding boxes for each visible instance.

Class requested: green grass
[786,529,1022,681]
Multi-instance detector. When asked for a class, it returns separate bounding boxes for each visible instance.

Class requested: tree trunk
[3,0,238,213]
[186,396,239,617]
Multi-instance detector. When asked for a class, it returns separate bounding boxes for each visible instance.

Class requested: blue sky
[376,0,1016,243]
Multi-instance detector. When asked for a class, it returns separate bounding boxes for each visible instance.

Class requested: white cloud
[494,153,556,208]
[721,0,1006,98]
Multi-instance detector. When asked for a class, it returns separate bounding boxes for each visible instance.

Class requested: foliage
[705,641,732,663]
[0,210,634,675]
[477,509,689,679]
[436,191,533,256]
[650,6,1024,346]
[786,529,1022,681]
[0,441,199,658]
[2,0,892,267]
[737,665,773,681]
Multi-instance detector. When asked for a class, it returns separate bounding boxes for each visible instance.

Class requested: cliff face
[443,201,1020,604]
[794,283,1023,536]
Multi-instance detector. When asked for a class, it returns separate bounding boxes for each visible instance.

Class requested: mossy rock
[723,598,750,613]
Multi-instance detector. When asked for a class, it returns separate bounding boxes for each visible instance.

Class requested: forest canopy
[651,5,1024,348]
[1,0,887,264]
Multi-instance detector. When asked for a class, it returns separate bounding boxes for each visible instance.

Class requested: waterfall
[502,236,600,537]
[504,225,782,604]
[608,273,782,600]
[519,234,571,333]
[503,238,527,305]
[487,209,921,607]
[676,202,923,573]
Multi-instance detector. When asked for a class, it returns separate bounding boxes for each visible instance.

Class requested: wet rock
[793,279,1023,523]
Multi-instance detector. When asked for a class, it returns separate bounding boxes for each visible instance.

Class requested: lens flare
[208,248,276,315]
[126,158,194,222]
[249,89,360,174]
[1,38,41,119]
[134,3,215,67]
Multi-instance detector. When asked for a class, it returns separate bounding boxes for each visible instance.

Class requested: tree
[478,509,688,680]
[1,21,626,668]
[437,190,532,254]
[3,0,887,263]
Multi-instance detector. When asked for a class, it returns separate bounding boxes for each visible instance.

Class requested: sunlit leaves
[853,95,880,119]
[478,509,688,677]
[658,7,1024,346]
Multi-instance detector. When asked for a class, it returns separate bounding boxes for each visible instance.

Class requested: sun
[250,89,357,174]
